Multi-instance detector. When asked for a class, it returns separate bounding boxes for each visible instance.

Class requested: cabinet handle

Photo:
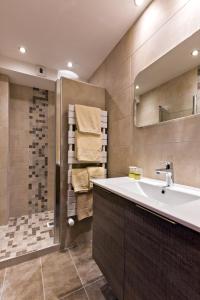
[136,204,176,225]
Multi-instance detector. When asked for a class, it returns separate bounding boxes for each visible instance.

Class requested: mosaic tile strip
[0,211,54,261]
[28,88,48,213]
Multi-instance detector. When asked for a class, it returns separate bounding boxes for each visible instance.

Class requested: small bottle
[129,166,142,180]
[134,167,142,180]
[129,166,137,179]
[129,167,137,179]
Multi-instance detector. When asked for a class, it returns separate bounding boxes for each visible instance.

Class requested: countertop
[92,177,200,233]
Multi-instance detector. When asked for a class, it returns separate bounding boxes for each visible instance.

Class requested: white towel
[75,131,102,162]
[87,167,105,189]
[75,104,101,135]
[71,168,89,193]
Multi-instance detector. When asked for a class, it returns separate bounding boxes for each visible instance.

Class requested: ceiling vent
[36,65,46,77]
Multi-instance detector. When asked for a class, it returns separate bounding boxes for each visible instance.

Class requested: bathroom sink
[136,181,199,206]
[113,178,200,207]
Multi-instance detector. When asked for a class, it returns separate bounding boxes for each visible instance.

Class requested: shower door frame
[55,79,66,250]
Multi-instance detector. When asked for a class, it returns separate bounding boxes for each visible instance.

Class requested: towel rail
[67,104,108,218]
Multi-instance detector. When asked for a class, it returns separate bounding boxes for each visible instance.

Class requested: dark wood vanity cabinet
[93,186,200,300]
[93,186,125,300]
[125,202,200,300]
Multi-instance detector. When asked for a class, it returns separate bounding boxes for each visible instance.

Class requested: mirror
[134,30,200,127]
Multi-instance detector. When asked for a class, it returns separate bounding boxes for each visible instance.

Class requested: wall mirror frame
[134,30,200,128]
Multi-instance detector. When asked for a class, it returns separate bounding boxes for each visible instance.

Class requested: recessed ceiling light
[67,61,73,68]
[58,70,79,80]
[134,0,144,6]
[19,46,26,54]
[135,85,140,90]
[191,49,199,57]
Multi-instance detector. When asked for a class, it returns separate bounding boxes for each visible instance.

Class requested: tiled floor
[0,241,116,300]
[0,211,54,261]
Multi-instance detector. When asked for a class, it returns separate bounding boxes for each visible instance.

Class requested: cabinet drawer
[124,203,200,300]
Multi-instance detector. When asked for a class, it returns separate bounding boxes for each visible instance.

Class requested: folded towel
[87,167,105,189]
[75,104,101,135]
[75,131,102,162]
[76,191,93,221]
[72,168,89,193]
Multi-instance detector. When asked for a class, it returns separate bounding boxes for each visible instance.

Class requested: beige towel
[72,168,89,193]
[87,167,105,189]
[75,104,101,135]
[76,191,93,221]
[75,131,102,162]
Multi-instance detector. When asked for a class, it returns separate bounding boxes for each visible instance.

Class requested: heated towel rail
[67,104,108,219]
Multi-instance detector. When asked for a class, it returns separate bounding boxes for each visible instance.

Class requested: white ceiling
[0,0,151,81]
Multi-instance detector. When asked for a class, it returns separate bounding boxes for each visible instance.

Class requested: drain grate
[47,221,54,228]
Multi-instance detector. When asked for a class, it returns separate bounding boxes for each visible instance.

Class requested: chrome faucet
[155,161,174,187]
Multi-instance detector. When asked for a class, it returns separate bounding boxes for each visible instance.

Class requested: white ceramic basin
[129,181,199,206]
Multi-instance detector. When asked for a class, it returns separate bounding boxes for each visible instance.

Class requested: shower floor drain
[47,221,54,228]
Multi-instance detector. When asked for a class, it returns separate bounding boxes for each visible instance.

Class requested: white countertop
[92,177,200,233]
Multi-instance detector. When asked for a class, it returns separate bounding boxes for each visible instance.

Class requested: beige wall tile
[0,76,9,225]
[89,63,106,88]
[109,116,133,148]
[8,84,56,217]
[0,197,9,225]
[89,0,200,187]
[0,168,9,225]
[161,141,200,187]
[0,143,8,170]
[106,87,133,123]
[10,129,30,151]
[9,147,29,166]
[10,83,33,100]
[108,146,134,177]
[105,56,131,95]
[131,0,200,83]
[90,0,190,85]
[9,164,28,187]
[0,78,9,128]
[62,78,105,110]
[129,0,190,55]
[9,184,28,217]
[9,85,31,218]
[0,125,8,147]
[0,269,5,295]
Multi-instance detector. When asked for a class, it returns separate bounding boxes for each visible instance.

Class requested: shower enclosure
[0,75,59,265]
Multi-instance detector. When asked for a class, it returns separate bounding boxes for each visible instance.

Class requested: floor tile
[86,278,106,300]
[41,251,82,300]
[86,278,117,300]
[0,210,54,262]
[2,258,43,300]
[69,242,102,285]
[61,288,88,300]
